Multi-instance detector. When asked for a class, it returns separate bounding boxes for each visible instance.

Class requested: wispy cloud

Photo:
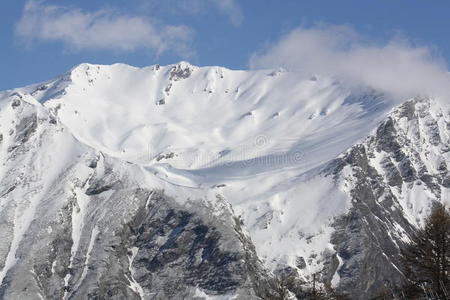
[211,0,243,26]
[250,25,450,99]
[139,0,243,26]
[16,0,194,57]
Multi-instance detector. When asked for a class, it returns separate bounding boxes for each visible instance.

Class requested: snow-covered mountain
[0,62,448,299]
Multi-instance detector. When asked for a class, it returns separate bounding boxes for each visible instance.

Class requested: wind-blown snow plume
[250,25,450,100]
[15,0,194,56]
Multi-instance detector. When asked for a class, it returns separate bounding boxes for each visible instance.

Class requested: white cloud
[250,25,450,100]
[211,0,243,26]
[139,0,243,26]
[16,0,194,57]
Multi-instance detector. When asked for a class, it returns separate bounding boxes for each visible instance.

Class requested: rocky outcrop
[319,98,450,298]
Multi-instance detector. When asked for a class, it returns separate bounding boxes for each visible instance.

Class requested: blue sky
[2,0,450,91]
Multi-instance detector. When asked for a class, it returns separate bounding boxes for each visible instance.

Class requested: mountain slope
[324,97,450,297]
[0,96,271,299]
[0,62,448,299]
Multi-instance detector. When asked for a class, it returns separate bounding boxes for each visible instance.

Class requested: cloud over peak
[250,25,450,100]
[16,0,194,57]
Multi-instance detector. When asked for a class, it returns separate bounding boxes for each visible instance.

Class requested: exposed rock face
[318,98,450,298]
[169,62,195,81]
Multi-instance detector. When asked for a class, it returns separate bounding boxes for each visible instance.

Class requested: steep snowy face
[21,63,400,220]
[1,62,402,280]
[362,98,450,220]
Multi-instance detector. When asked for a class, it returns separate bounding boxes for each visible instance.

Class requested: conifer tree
[401,204,450,299]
